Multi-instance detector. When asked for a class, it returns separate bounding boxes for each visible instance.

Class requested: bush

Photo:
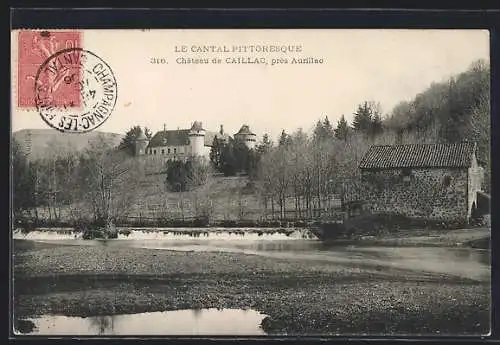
[73,218,92,232]
[220,220,237,228]
[80,219,118,239]
[107,229,118,239]
[82,228,106,240]
[192,217,209,227]
[294,220,307,228]
[118,229,132,237]
[341,212,467,236]
[170,219,185,227]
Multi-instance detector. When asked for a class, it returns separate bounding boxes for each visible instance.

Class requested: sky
[11,29,490,142]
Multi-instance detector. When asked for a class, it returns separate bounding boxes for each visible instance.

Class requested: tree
[36,138,79,221]
[166,157,212,192]
[186,157,214,220]
[370,110,384,138]
[144,127,153,140]
[260,146,292,220]
[186,157,210,189]
[313,120,324,142]
[278,130,292,147]
[209,137,224,172]
[440,77,462,142]
[165,159,190,192]
[334,115,349,141]
[468,91,491,192]
[385,59,490,146]
[76,135,141,226]
[220,139,236,176]
[313,116,334,142]
[323,116,334,138]
[214,138,256,177]
[256,134,273,155]
[352,102,374,134]
[12,139,36,219]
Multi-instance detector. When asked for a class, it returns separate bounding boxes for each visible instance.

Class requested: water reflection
[20,308,267,336]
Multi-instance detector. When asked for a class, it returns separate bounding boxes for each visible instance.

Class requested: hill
[384,59,490,191]
[384,59,489,150]
[12,129,124,160]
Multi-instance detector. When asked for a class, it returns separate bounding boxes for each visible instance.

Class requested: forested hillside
[384,59,490,191]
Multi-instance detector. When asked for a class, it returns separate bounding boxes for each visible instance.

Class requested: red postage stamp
[17,30,83,109]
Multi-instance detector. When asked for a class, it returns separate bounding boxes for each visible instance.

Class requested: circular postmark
[34,48,118,133]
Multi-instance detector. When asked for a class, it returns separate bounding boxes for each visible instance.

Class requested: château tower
[188,121,206,156]
[234,124,257,149]
[134,131,149,156]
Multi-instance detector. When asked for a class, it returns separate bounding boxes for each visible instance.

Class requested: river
[13,228,490,281]
[13,228,491,336]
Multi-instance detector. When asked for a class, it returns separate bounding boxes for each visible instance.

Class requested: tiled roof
[148,129,214,148]
[359,142,476,169]
[148,130,190,148]
[235,124,255,136]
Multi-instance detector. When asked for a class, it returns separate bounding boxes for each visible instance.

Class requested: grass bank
[13,240,490,336]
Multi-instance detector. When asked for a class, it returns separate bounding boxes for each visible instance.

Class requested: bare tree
[258,149,281,220]
[76,135,141,227]
[187,157,215,221]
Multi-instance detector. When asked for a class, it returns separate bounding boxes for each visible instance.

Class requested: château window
[153,149,157,155]
[161,149,165,155]
[174,148,177,154]
[168,148,171,154]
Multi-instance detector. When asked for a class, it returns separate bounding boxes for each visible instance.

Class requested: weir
[12,228,317,241]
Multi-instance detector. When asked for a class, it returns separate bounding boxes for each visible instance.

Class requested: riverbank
[13,240,490,336]
[331,227,491,249]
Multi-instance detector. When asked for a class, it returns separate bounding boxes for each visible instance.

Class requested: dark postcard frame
[8,7,500,345]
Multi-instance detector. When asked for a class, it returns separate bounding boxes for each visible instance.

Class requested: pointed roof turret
[235,124,255,136]
[190,121,205,131]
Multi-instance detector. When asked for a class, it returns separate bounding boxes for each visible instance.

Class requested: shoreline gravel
[13,240,491,336]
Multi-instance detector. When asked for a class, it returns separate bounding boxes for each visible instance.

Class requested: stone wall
[467,154,484,218]
[360,167,468,223]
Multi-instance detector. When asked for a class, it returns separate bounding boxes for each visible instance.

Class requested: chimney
[163,124,167,132]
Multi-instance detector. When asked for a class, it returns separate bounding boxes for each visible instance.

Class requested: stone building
[233,125,257,150]
[134,122,257,161]
[357,142,484,224]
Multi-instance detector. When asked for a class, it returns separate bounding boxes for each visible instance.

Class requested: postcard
[11,28,491,337]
